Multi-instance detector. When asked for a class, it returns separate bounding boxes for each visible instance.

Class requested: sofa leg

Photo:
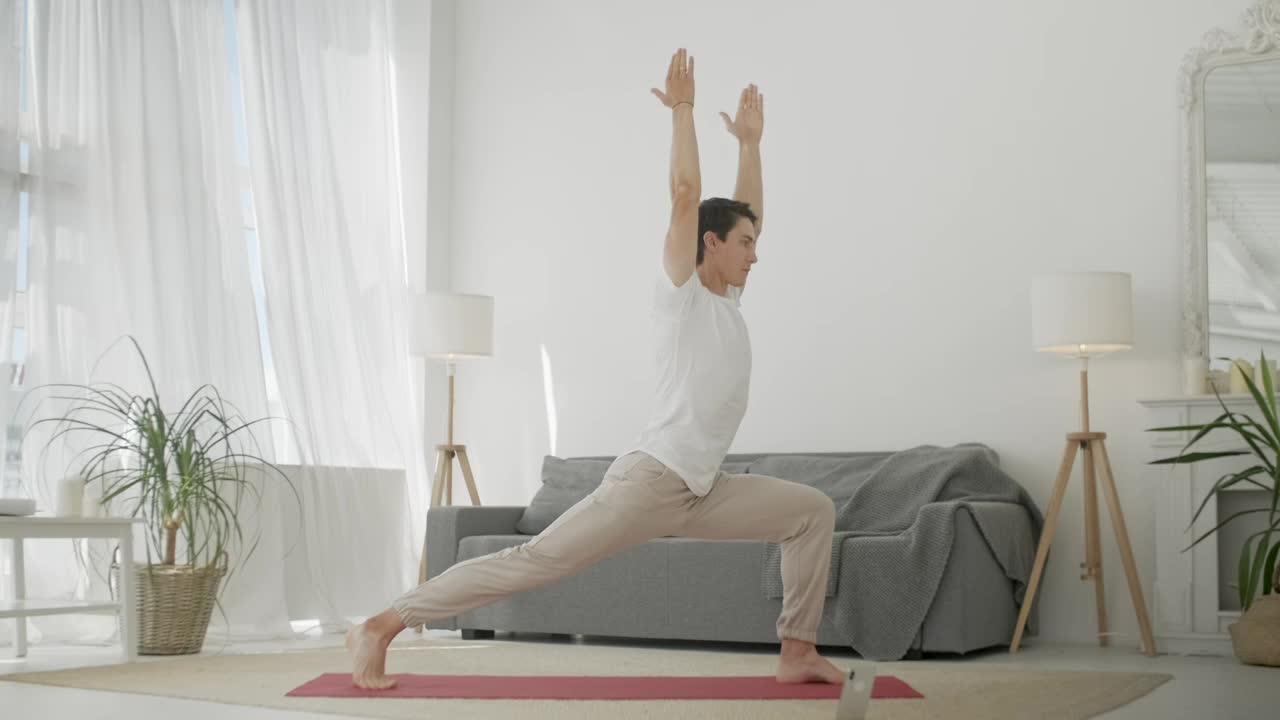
[550,633,572,641]
[902,647,924,661]
[461,629,495,640]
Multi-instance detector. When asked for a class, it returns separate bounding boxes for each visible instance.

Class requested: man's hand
[657,49,700,288]
[726,83,763,241]
[720,83,763,145]
[651,48,695,109]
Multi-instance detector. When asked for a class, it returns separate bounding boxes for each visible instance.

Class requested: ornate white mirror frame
[1180,0,1280,392]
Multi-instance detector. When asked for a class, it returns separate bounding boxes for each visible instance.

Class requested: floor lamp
[411,292,493,593]
[1013,271,1157,656]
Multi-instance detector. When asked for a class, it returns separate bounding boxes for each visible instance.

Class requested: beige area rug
[4,639,1172,719]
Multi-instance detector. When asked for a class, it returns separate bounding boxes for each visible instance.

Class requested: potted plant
[1148,351,1279,666]
[22,337,296,655]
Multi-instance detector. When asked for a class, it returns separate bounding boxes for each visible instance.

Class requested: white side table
[0,517,141,662]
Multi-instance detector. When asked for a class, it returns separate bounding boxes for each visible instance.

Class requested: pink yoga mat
[286,673,922,700]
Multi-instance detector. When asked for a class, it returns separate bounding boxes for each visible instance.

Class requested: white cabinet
[1138,394,1275,656]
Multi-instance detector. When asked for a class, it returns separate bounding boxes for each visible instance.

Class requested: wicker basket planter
[114,564,226,655]
[1230,593,1280,667]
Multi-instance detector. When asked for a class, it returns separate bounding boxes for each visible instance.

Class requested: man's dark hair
[697,197,757,265]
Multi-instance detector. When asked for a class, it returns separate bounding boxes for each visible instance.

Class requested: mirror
[1204,59,1280,373]
[1180,0,1280,390]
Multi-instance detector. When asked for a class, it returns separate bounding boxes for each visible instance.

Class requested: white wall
[439,0,1244,646]
[393,0,459,508]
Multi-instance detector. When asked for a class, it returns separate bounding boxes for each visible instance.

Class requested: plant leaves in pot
[1147,351,1280,666]
[21,336,299,655]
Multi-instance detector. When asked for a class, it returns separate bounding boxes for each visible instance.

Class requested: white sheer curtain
[0,0,422,650]
[1,0,285,646]
[0,0,19,365]
[236,0,423,627]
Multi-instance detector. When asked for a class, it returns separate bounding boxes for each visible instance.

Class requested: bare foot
[346,622,397,690]
[776,649,846,684]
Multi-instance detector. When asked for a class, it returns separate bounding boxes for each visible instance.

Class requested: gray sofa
[423,449,1041,660]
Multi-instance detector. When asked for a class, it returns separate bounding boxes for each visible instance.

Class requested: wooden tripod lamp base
[415,367,483,590]
[1010,364,1158,656]
[412,359,484,635]
[410,443,480,635]
[430,444,480,509]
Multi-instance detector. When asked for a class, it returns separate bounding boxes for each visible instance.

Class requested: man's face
[707,216,758,287]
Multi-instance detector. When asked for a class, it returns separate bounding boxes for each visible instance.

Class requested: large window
[7,0,281,406]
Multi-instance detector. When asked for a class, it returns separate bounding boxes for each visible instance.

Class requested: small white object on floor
[834,661,876,720]
[0,497,36,516]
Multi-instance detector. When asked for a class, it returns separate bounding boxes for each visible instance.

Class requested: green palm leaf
[19,335,298,600]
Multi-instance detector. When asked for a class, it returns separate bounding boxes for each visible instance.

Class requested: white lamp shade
[1030,272,1133,356]
[412,293,494,359]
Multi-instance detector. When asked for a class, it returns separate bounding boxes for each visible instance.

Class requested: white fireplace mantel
[1138,393,1277,656]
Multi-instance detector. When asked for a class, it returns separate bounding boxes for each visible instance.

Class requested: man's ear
[702,231,718,252]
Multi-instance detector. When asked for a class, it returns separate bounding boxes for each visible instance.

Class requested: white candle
[54,474,85,517]
[1229,359,1254,394]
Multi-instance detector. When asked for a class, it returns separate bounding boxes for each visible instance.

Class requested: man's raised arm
[651,48,700,287]
[720,83,764,236]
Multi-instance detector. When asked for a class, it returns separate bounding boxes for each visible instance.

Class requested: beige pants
[392,451,836,643]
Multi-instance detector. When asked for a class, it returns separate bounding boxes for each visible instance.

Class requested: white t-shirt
[630,270,752,496]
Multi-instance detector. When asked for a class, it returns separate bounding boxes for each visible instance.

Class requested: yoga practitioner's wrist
[672,101,693,111]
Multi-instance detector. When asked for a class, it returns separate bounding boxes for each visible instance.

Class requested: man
[347,48,844,689]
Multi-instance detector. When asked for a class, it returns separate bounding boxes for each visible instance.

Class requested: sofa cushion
[515,456,614,535]
[516,455,759,535]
